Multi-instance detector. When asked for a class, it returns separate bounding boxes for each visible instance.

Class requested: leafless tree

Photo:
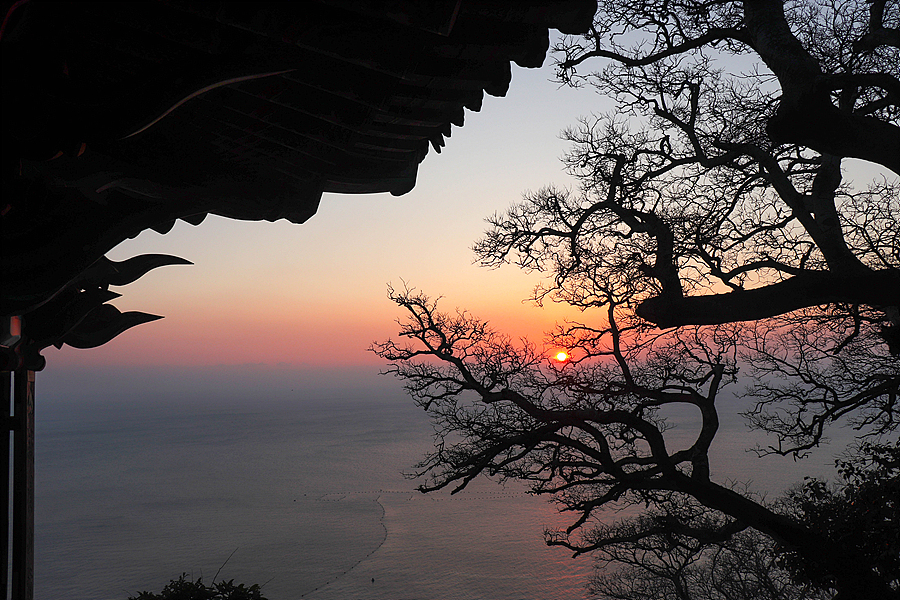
[374,1,899,598]
[372,285,893,599]
[583,497,832,600]
[476,0,899,455]
[529,0,900,324]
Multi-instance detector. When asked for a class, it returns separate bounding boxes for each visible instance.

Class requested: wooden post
[1,370,10,600]
[11,370,34,600]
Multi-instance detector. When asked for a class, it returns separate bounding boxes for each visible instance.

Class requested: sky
[42,50,615,380]
[31,23,865,502]
[35,36,887,409]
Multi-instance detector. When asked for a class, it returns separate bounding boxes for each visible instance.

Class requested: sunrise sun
[554,351,569,362]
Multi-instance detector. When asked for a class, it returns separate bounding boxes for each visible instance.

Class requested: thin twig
[212,547,239,584]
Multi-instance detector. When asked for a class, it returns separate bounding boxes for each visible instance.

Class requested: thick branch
[678,473,898,600]
[855,0,900,51]
[636,269,900,328]
[744,0,900,175]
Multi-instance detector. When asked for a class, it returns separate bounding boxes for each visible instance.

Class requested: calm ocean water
[34,370,847,600]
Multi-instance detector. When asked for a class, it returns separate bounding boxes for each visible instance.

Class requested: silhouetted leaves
[128,574,267,600]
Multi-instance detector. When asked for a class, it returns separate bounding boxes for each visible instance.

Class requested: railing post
[1,370,10,600]
[11,369,34,600]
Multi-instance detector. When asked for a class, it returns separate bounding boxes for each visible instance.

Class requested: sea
[32,366,849,600]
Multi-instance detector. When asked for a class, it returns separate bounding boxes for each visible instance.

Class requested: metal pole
[11,370,34,600]
[1,371,10,600]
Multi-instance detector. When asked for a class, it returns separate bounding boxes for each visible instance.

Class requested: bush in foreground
[129,574,267,600]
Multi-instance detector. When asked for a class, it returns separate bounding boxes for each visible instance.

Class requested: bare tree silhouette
[584,497,831,600]
[478,0,899,457]
[374,2,898,598]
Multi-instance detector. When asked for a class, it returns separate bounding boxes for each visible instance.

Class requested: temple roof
[1,0,596,361]
[6,1,595,216]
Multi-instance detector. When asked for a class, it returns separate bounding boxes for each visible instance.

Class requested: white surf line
[298,495,390,598]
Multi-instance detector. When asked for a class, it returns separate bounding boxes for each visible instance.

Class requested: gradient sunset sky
[43,49,615,374]
[32,33,869,495]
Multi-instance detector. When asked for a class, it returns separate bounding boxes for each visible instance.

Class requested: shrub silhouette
[129,574,267,600]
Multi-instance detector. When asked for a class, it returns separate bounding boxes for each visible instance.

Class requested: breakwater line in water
[296,486,540,597]
[297,494,389,598]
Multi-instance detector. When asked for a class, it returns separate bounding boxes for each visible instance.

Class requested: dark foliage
[777,440,900,592]
[586,498,831,600]
[128,574,267,600]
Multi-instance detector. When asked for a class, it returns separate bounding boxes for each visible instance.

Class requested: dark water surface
[37,393,594,600]
[35,369,846,600]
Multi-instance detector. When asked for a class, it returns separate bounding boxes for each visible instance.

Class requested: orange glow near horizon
[42,283,585,369]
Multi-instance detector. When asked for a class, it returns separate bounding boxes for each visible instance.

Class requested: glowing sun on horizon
[554,351,570,362]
